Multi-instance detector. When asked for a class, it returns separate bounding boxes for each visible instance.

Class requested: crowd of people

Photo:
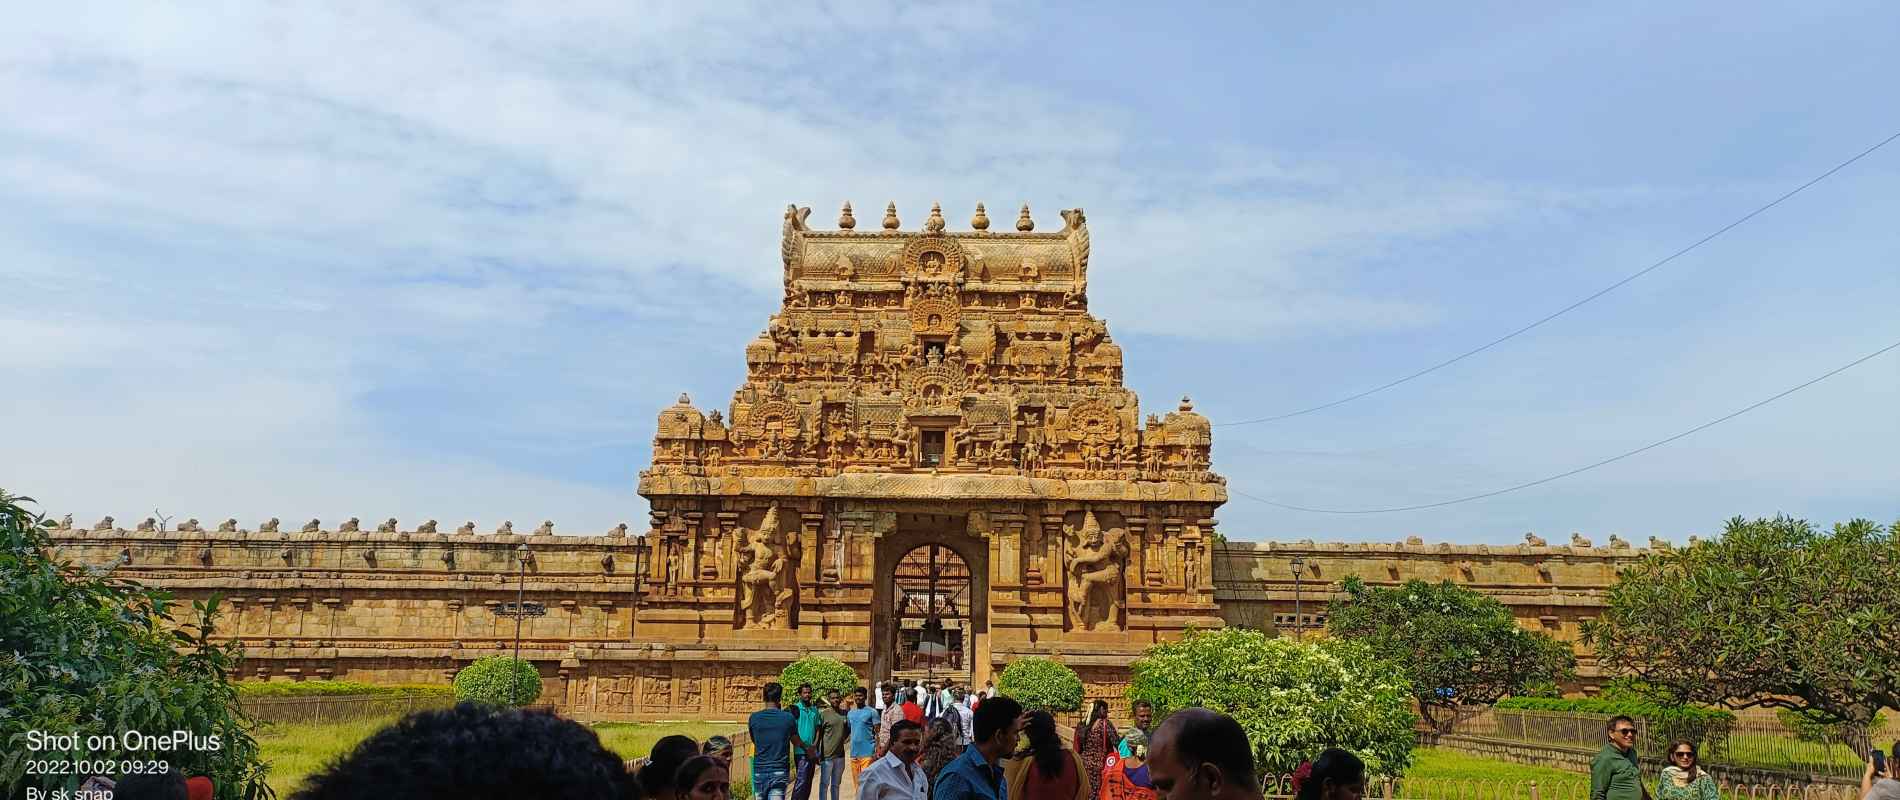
[148,686,1892,800]
[264,682,1353,800]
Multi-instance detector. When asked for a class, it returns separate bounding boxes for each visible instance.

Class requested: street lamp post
[513,542,528,706]
[1290,555,1306,640]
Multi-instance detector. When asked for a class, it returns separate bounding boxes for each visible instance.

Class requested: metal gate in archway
[891,543,972,681]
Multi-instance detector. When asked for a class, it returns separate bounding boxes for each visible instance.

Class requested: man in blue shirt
[749,682,808,800]
[933,695,1024,800]
[791,683,823,800]
[848,686,882,779]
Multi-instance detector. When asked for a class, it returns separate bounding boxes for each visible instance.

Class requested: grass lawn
[1405,747,1585,783]
[1392,748,1594,800]
[256,715,745,797]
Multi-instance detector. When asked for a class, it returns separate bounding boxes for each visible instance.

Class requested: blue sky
[4,3,1896,543]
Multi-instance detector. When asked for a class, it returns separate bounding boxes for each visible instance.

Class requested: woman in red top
[1007,712,1091,800]
[1073,700,1117,800]
[1098,728,1155,800]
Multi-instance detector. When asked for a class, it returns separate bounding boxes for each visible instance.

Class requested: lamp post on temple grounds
[1290,555,1306,640]
[513,542,528,705]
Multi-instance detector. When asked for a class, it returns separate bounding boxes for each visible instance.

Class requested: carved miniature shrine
[637,201,1228,683]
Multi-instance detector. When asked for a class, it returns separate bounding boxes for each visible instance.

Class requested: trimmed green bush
[997,657,1084,713]
[1127,628,1417,778]
[1778,707,1887,748]
[454,656,543,706]
[1495,696,1736,755]
[778,656,860,698]
[237,680,453,698]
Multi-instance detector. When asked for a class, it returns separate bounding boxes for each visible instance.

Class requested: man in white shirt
[858,719,926,800]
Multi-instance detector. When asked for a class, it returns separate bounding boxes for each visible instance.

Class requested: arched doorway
[892,543,970,680]
[870,512,989,686]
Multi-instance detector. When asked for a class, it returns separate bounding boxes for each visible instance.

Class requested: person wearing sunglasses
[1865,742,1900,800]
[1590,716,1650,800]
[1654,740,1717,800]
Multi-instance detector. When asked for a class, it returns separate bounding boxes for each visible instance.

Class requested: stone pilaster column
[1125,515,1150,587]
[798,510,823,585]
[711,511,739,580]
[1161,517,1185,587]
[1037,511,1067,588]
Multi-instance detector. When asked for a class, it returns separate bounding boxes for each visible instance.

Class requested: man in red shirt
[900,689,924,726]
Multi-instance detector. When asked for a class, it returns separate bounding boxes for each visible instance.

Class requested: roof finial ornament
[1016,203,1035,232]
[971,203,990,231]
[882,202,900,230]
[925,202,945,232]
[838,201,856,230]
[1179,395,1194,411]
[677,392,692,405]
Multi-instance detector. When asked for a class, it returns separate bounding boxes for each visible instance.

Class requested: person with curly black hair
[289,702,642,800]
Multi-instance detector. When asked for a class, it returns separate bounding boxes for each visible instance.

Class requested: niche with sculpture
[1064,509,1130,632]
[734,504,797,629]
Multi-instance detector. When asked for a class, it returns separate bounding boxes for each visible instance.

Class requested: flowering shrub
[1127,628,1417,777]
[997,657,1084,712]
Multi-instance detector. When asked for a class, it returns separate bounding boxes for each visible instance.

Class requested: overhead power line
[1218,130,1900,428]
[1230,334,1900,514]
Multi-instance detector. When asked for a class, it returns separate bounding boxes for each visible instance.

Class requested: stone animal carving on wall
[418,520,438,534]
[137,518,157,532]
[377,518,399,533]
[339,517,361,533]
[92,516,114,531]
[177,518,202,532]
[735,505,793,629]
[217,519,238,532]
[1066,509,1128,632]
[302,519,322,533]
[260,518,280,533]
[1524,532,1547,546]
[1571,532,1592,548]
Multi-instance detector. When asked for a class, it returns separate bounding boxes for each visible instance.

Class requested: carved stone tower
[638,202,1225,694]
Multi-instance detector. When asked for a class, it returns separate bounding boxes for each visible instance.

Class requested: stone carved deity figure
[1065,510,1128,632]
[735,505,793,629]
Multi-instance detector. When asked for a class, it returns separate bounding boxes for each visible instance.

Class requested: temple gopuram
[40,202,1655,720]
[637,201,1225,684]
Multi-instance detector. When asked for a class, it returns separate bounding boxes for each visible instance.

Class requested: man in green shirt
[816,690,852,800]
[1591,715,1650,800]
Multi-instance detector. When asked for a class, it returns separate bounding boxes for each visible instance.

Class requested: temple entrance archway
[870,512,989,687]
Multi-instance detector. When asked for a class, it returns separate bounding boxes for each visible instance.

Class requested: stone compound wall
[1214,538,1648,685]
[45,525,1649,719]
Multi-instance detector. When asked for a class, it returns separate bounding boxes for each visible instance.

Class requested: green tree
[777,656,859,698]
[0,489,270,798]
[1584,516,1900,756]
[453,656,543,707]
[996,657,1083,712]
[1126,628,1417,778]
[1326,577,1576,733]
